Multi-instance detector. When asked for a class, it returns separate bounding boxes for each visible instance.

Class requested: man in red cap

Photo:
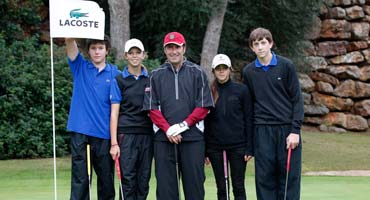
[143,32,214,200]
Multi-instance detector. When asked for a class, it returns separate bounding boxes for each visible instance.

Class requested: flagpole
[50,37,58,200]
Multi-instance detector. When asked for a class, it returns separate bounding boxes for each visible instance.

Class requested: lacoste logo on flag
[70,9,89,19]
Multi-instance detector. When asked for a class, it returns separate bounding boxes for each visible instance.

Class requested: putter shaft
[174,145,181,200]
[223,150,229,200]
[87,144,92,200]
[115,159,124,200]
[284,148,292,200]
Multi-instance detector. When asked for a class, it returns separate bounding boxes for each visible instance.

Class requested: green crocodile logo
[69,9,89,19]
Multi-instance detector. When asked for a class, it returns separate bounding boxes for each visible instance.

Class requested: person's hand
[166,126,176,143]
[166,134,174,143]
[166,134,182,144]
[172,134,182,144]
[244,155,253,162]
[166,122,189,136]
[110,144,120,160]
[166,126,177,137]
[286,133,300,149]
[174,134,182,144]
[205,157,211,165]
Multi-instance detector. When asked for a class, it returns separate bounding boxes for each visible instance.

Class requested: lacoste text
[59,19,99,28]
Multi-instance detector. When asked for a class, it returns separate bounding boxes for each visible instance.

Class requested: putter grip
[87,144,91,176]
[223,151,228,177]
[115,159,122,180]
[287,148,292,172]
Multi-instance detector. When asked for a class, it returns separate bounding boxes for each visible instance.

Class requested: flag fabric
[50,0,105,40]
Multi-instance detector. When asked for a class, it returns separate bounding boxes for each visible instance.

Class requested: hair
[86,35,111,51]
[248,27,273,48]
[211,78,219,103]
[140,65,149,74]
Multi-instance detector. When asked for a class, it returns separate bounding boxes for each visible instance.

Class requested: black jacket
[242,55,304,134]
[205,79,254,156]
[143,60,214,141]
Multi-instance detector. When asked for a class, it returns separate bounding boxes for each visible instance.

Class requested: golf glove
[166,121,189,136]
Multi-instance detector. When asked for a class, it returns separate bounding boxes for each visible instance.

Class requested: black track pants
[154,140,205,200]
[118,134,153,200]
[254,125,302,200]
[70,132,115,200]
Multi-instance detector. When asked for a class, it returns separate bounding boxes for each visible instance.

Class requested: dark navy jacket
[143,60,214,141]
[242,55,304,134]
[205,79,254,155]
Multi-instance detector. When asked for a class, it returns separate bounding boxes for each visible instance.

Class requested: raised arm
[65,38,79,61]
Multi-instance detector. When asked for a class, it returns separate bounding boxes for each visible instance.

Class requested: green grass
[0,131,370,200]
[302,131,370,172]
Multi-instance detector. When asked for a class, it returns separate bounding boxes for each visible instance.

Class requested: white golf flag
[49,0,105,39]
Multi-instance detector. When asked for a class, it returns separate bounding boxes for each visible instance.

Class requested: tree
[129,0,212,63]
[0,0,42,44]
[239,0,322,71]
[107,0,130,61]
[200,0,228,81]
[126,0,321,73]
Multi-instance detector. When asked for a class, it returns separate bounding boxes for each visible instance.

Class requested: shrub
[0,36,71,159]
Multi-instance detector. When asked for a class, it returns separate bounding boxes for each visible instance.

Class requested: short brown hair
[248,27,273,47]
[86,35,111,51]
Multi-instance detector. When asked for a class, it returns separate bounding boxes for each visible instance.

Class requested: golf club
[284,147,292,200]
[115,158,125,200]
[174,144,181,200]
[223,150,229,200]
[87,144,92,200]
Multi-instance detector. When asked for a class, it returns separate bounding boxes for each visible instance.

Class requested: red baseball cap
[163,32,186,47]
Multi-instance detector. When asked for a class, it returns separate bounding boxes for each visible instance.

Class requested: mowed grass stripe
[0,131,369,199]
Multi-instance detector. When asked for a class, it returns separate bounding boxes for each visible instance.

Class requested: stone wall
[301,0,370,132]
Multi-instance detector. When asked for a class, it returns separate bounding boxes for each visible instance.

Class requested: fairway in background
[302,131,370,172]
[0,131,369,199]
